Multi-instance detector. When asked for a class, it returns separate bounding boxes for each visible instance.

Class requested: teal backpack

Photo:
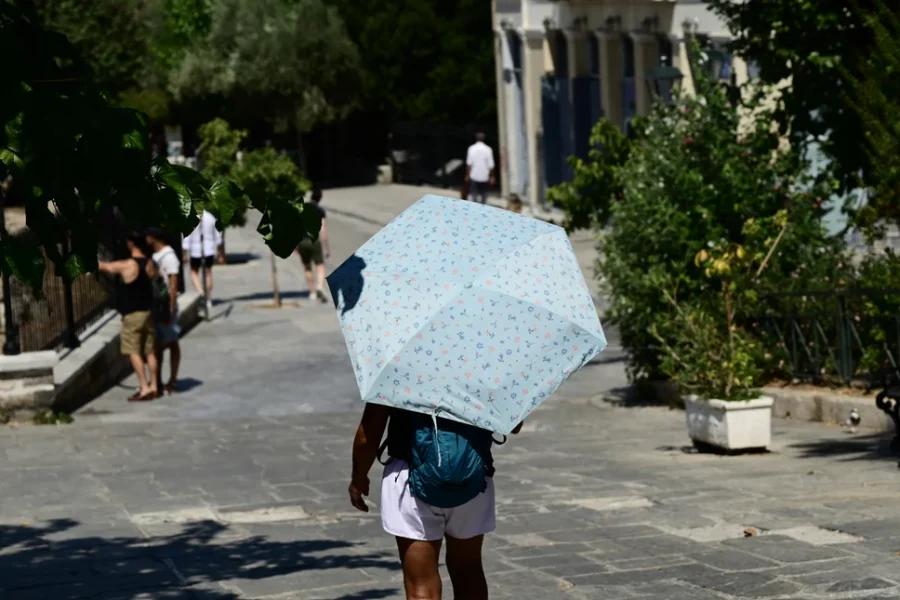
[380,409,504,509]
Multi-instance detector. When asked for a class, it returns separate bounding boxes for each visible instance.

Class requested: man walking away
[349,404,523,600]
[296,187,330,304]
[146,228,181,395]
[183,210,223,312]
[465,132,495,204]
[99,233,158,402]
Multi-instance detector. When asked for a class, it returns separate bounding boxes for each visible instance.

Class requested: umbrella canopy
[327,195,606,434]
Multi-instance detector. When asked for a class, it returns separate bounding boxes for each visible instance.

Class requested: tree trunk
[270,251,281,308]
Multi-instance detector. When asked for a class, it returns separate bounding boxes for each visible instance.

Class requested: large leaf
[156,161,210,223]
[207,179,246,227]
[256,199,315,258]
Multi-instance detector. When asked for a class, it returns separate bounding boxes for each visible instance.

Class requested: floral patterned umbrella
[326,195,606,435]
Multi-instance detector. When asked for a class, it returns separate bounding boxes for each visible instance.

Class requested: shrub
[596,51,845,395]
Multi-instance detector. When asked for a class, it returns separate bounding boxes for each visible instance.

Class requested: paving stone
[690,547,780,571]
[687,572,801,598]
[722,535,853,563]
[513,553,607,578]
[498,542,595,560]
[826,577,897,593]
[567,564,719,588]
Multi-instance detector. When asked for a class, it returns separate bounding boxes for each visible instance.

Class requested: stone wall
[0,351,57,414]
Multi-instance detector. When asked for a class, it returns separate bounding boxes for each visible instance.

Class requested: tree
[169,0,361,145]
[231,148,310,307]
[705,0,882,202]
[0,0,320,293]
[32,0,150,98]
[840,1,900,238]
[546,120,630,232]
[332,0,496,125]
[598,57,845,381]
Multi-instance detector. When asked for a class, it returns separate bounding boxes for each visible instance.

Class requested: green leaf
[208,179,246,227]
[0,238,45,294]
[156,161,210,222]
[299,201,322,241]
[257,198,307,258]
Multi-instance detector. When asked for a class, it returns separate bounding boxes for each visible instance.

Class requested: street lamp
[646,65,684,105]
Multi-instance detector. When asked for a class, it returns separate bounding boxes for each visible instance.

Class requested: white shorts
[380,459,496,541]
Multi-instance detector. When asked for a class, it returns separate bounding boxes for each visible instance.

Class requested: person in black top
[295,187,330,304]
[99,232,159,401]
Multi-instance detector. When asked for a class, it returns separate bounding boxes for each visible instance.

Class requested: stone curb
[588,384,896,434]
[763,386,895,433]
[53,293,203,413]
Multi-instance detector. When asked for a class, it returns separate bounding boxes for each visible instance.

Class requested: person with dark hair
[146,228,182,394]
[465,132,495,204]
[99,232,159,401]
[295,186,330,304]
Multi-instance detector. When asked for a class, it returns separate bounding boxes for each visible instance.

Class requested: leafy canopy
[705,0,891,231]
[170,0,361,132]
[0,0,320,292]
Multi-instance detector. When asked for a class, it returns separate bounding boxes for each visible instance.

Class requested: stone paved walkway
[1,186,899,599]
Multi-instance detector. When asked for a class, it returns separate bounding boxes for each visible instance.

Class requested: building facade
[492,0,750,210]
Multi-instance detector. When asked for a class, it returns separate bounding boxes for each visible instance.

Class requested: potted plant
[650,213,793,451]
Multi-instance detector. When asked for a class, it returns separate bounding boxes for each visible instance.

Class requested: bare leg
[154,344,164,392]
[168,341,181,386]
[396,537,442,600]
[446,534,488,600]
[190,268,203,296]
[204,267,214,300]
[303,263,315,297]
[315,263,326,299]
[129,354,150,395]
[145,352,159,395]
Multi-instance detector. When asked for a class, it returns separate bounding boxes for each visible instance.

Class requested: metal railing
[9,248,113,353]
[759,289,900,384]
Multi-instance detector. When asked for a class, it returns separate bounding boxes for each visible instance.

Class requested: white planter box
[684,395,774,451]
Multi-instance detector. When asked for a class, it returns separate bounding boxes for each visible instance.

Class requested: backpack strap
[376,438,392,466]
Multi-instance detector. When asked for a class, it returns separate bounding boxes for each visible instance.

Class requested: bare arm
[320,219,330,258]
[348,403,390,512]
[167,274,179,318]
[98,259,130,276]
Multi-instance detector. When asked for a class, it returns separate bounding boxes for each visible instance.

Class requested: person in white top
[146,228,182,395]
[183,211,224,308]
[464,132,495,204]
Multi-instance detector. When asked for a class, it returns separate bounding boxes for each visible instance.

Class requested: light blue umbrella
[327,195,606,435]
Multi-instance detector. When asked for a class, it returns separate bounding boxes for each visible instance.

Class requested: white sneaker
[309,293,318,305]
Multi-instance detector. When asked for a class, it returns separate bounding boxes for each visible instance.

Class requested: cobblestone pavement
[2,186,899,599]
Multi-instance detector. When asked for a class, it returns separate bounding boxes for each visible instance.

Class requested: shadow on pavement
[599,383,679,409]
[0,518,399,600]
[222,252,260,265]
[788,431,900,463]
[224,290,311,303]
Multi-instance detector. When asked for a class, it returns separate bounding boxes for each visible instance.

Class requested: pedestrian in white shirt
[465,133,495,204]
[183,211,223,310]
[146,228,182,395]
